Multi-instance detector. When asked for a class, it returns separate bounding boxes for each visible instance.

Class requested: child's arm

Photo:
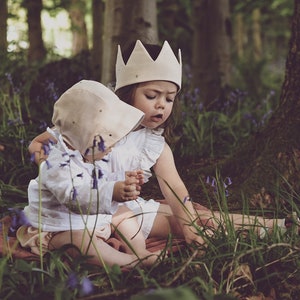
[113,170,144,202]
[29,130,57,164]
[153,143,205,245]
[41,148,117,214]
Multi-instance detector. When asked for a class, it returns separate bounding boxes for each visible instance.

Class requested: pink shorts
[16,225,111,256]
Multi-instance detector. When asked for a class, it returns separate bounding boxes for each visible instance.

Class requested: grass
[1,56,300,299]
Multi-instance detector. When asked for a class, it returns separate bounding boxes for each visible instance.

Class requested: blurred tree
[0,0,8,54]
[63,0,89,55]
[101,0,158,85]
[191,0,232,108]
[23,0,46,62]
[224,0,300,207]
[157,0,192,63]
[91,0,104,81]
[252,8,262,61]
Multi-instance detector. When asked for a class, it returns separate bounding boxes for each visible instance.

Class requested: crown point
[115,40,182,92]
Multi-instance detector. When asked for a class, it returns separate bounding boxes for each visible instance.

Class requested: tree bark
[0,0,8,53]
[252,8,262,62]
[101,0,158,86]
[234,13,244,60]
[67,0,89,55]
[92,0,104,81]
[222,0,300,207]
[25,0,46,62]
[191,0,231,108]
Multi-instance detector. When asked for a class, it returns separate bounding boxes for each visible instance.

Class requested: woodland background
[1,1,300,299]
[1,0,298,207]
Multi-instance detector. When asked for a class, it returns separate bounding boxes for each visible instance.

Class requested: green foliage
[1,2,299,298]
[175,80,279,160]
[1,163,300,298]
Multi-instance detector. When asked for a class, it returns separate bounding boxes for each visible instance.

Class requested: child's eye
[167,98,174,103]
[146,94,156,100]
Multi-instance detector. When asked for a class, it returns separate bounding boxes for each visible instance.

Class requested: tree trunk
[252,8,262,62]
[92,0,104,81]
[101,0,158,86]
[67,0,89,55]
[191,0,231,108]
[222,0,300,208]
[0,0,8,53]
[25,0,46,62]
[234,13,244,60]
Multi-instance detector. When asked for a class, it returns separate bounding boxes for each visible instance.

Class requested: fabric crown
[52,80,144,155]
[115,40,182,92]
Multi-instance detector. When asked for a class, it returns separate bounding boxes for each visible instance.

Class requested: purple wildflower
[45,160,52,169]
[66,272,78,289]
[30,153,36,163]
[42,143,51,155]
[98,136,105,152]
[39,121,48,130]
[71,187,78,201]
[8,208,31,233]
[66,273,94,296]
[93,138,97,148]
[59,162,69,167]
[84,148,90,157]
[98,169,103,179]
[92,170,98,189]
[80,277,94,296]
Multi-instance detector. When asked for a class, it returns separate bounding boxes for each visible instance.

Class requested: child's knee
[112,206,135,226]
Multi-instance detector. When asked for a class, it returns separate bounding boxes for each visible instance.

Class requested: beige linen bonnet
[52,80,144,154]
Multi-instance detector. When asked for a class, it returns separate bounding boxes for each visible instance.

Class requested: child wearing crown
[29,41,295,251]
[17,80,163,268]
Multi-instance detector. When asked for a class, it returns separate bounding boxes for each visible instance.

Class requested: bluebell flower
[42,143,51,155]
[8,208,31,233]
[59,162,69,167]
[45,160,52,169]
[92,170,98,189]
[39,121,48,130]
[30,153,36,163]
[84,148,90,157]
[66,273,94,296]
[98,169,103,179]
[93,138,97,148]
[80,277,94,296]
[224,177,232,187]
[72,187,78,201]
[66,272,78,289]
[98,136,105,152]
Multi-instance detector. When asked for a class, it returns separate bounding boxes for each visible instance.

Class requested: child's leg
[208,210,287,236]
[49,230,146,267]
[148,203,288,238]
[112,205,161,263]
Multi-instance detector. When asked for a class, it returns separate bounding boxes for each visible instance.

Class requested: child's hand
[182,224,207,247]
[113,170,144,202]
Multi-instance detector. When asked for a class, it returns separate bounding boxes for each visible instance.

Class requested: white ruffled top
[97,127,165,182]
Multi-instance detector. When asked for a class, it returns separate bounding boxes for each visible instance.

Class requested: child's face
[133,81,177,129]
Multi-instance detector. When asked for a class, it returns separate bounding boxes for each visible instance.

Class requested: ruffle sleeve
[138,128,165,182]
